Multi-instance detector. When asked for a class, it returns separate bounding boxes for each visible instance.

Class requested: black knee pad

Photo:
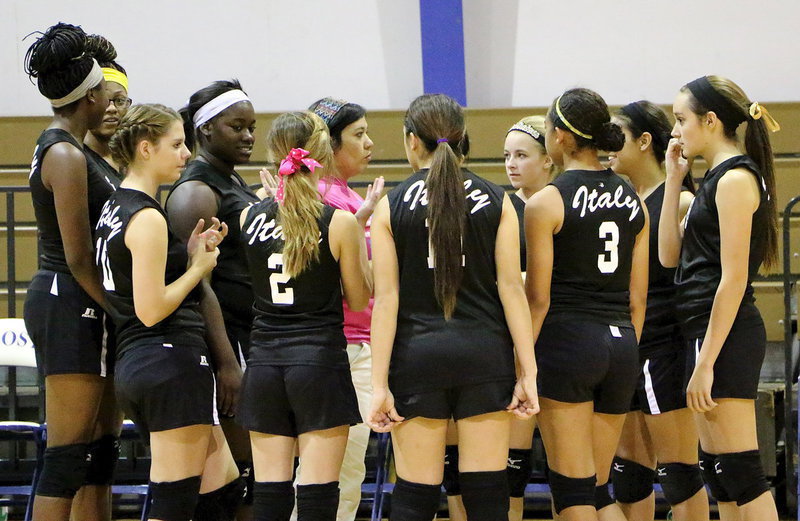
[595,483,614,510]
[548,470,595,514]
[194,477,246,521]
[611,457,655,503]
[507,448,533,498]
[698,450,732,503]
[149,476,202,521]
[389,477,441,521]
[460,470,509,521]
[253,481,294,521]
[297,481,339,521]
[36,442,90,498]
[236,459,254,505]
[657,462,704,506]
[84,435,120,486]
[442,444,460,496]
[716,450,771,506]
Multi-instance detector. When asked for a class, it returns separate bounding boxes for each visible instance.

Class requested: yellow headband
[749,102,781,133]
[555,95,593,140]
[102,67,128,92]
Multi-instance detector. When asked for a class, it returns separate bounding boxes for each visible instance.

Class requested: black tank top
[29,129,115,273]
[511,193,527,272]
[548,169,646,326]
[84,146,122,189]
[168,160,259,329]
[94,188,205,355]
[241,200,347,368]
[387,169,515,394]
[640,183,681,348]
[675,155,768,338]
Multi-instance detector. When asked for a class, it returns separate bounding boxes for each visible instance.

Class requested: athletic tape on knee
[253,481,294,521]
[36,443,90,498]
[657,462,704,506]
[507,448,533,498]
[596,483,614,510]
[84,435,120,486]
[716,451,771,506]
[442,445,461,496]
[149,476,202,521]
[194,477,246,521]
[698,450,732,503]
[389,477,441,521]
[611,456,655,503]
[297,481,339,521]
[235,460,254,505]
[548,470,595,514]
[460,470,510,521]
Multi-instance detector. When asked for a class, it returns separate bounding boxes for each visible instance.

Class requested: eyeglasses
[109,97,132,109]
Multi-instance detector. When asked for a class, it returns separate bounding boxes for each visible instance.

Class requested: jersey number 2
[597,221,619,274]
[268,253,294,305]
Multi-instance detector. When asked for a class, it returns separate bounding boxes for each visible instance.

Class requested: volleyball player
[236,111,371,521]
[166,80,259,518]
[608,100,708,521]
[368,93,538,521]
[660,76,781,521]
[526,88,648,521]
[443,115,554,521]
[302,97,383,521]
[96,103,243,521]
[21,23,116,521]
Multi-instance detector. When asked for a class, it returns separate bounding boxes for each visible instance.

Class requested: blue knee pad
[548,470,595,514]
[611,456,655,503]
[698,450,732,503]
[149,476,202,521]
[390,477,441,521]
[442,445,460,496]
[85,435,120,486]
[716,450,771,506]
[507,448,533,498]
[36,442,90,498]
[657,462,704,506]
[194,477,246,521]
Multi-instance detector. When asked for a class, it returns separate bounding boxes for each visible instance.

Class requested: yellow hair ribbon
[102,67,128,92]
[749,102,780,133]
[555,95,592,140]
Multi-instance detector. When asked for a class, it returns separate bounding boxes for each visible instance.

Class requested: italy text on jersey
[572,185,641,221]
[244,213,322,246]
[402,179,492,214]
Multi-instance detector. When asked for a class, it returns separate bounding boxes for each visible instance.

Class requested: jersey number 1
[95,237,115,291]
[268,253,294,305]
[597,221,619,274]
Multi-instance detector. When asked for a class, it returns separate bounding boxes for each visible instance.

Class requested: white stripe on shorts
[642,359,661,415]
[211,371,219,425]
[695,339,700,361]
[49,273,58,296]
[237,341,247,370]
[99,321,108,378]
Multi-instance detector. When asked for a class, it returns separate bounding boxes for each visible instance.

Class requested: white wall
[1,0,423,116]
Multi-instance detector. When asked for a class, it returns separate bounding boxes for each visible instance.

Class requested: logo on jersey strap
[81,307,98,319]
[572,184,640,221]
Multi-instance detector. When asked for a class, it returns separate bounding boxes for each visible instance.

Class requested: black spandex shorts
[536,319,638,414]
[24,270,114,376]
[631,341,688,415]
[237,364,361,437]
[393,379,515,421]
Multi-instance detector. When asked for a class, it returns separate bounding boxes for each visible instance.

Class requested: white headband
[193,89,251,128]
[49,59,104,108]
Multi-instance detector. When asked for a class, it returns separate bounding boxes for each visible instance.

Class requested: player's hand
[355,176,385,227]
[665,138,692,182]
[367,386,404,432]
[187,218,225,274]
[507,374,539,419]
[256,168,279,200]
[686,363,717,413]
[215,361,243,417]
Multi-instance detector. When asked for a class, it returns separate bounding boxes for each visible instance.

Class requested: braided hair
[109,104,181,168]
[24,22,95,102]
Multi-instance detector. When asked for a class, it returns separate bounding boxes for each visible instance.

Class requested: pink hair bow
[275,148,323,203]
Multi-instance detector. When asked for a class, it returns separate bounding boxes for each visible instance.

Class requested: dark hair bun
[85,34,117,63]
[594,121,625,152]
[25,22,88,79]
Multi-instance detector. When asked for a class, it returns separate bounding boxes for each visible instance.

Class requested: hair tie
[275,148,323,204]
[749,102,781,133]
[436,138,448,143]
[507,122,545,147]
[555,95,593,140]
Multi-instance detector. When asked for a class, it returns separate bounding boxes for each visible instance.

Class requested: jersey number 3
[268,253,294,305]
[597,221,619,274]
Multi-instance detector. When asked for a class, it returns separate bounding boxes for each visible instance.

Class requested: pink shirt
[318,176,373,344]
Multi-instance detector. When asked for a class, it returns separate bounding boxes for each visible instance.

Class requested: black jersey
[387,169,515,394]
[94,188,205,355]
[29,129,115,274]
[84,146,122,189]
[675,155,768,338]
[511,193,527,272]
[241,200,347,368]
[548,169,645,326]
[168,161,259,328]
[640,183,681,348]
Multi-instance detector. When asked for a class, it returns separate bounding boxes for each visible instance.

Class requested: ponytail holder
[275,148,323,204]
[436,138,448,143]
[749,102,781,133]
